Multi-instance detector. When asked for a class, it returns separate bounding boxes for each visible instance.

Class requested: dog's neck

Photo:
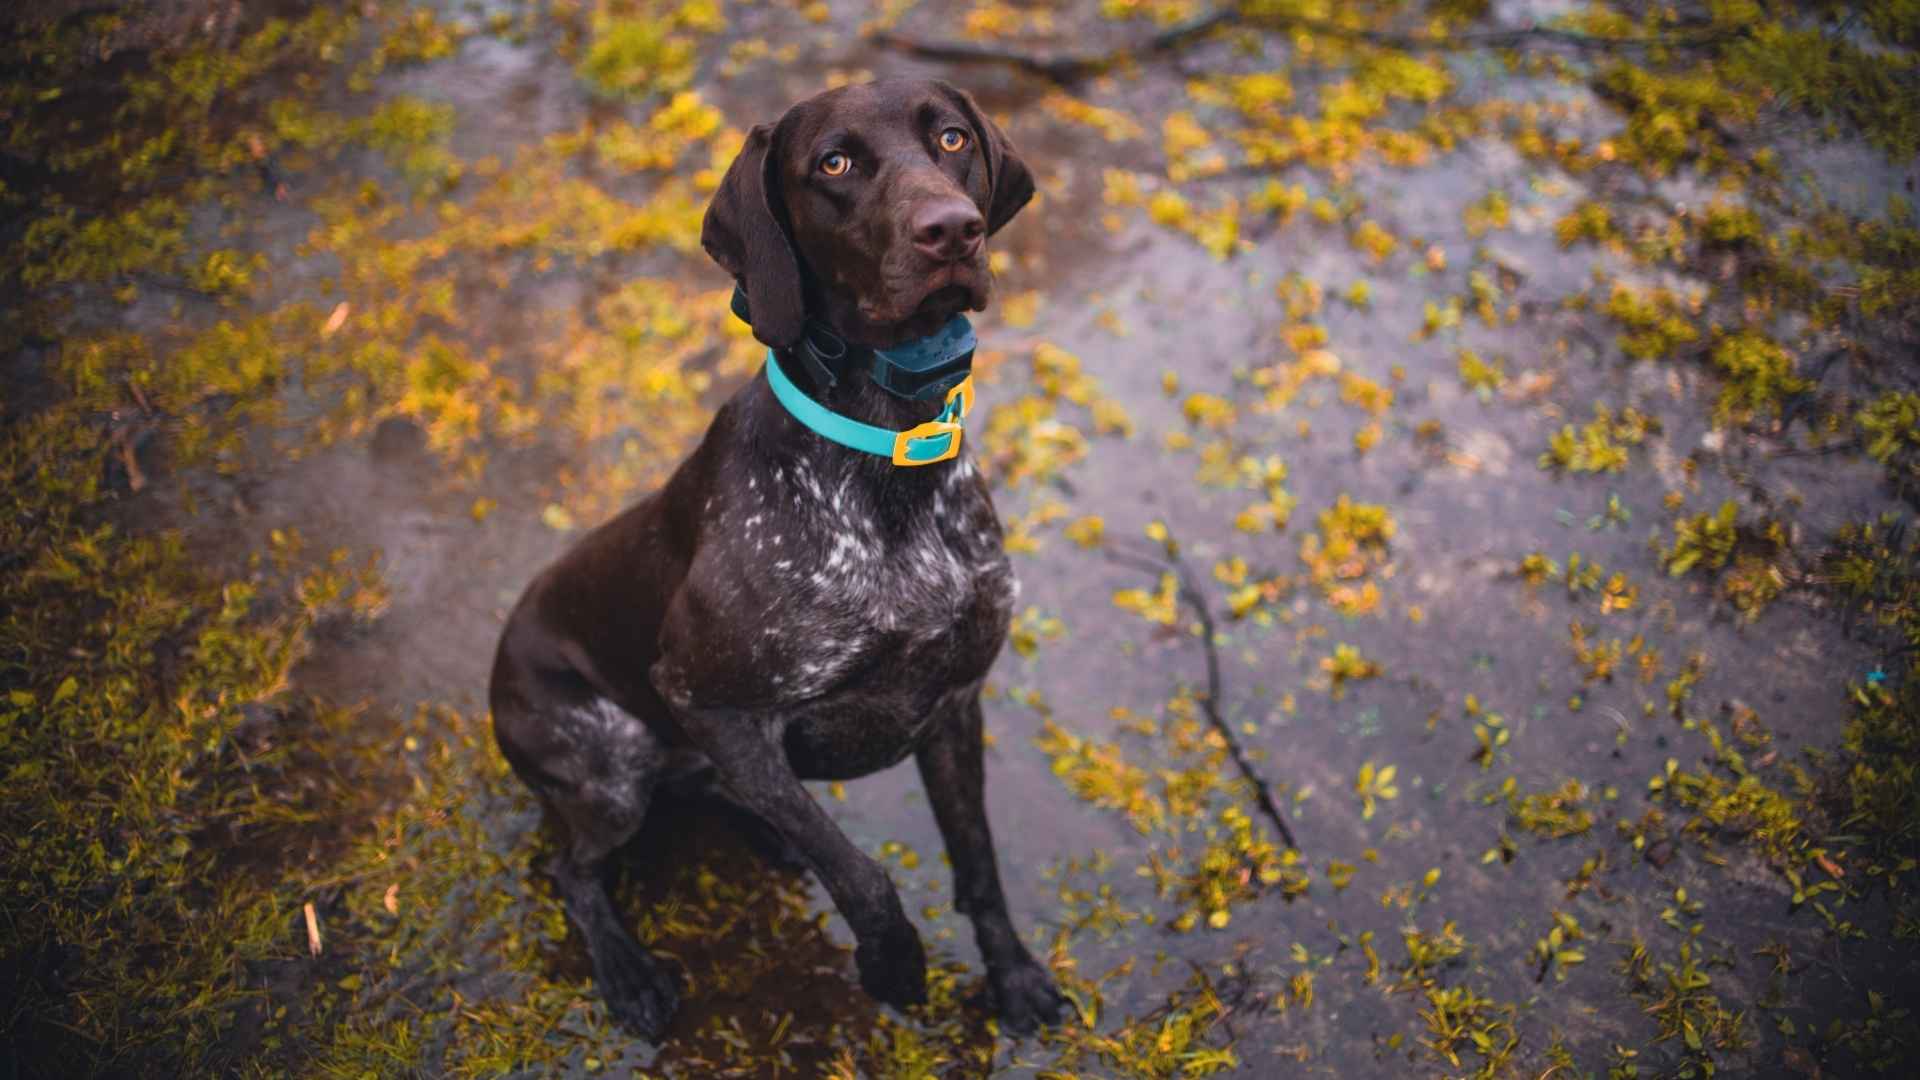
[752,344,971,528]
[805,285,966,351]
[745,372,966,544]
[729,282,982,515]
[781,347,951,427]
[743,298,969,429]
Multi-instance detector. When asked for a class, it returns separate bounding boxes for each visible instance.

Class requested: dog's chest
[725,455,1013,702]
[644,449,1014,777]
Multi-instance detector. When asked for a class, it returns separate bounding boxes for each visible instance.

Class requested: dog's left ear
[940,83,1035,236]
[702,122,806,348]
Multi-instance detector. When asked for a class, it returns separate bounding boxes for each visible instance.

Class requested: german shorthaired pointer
[489,78,1066,1041]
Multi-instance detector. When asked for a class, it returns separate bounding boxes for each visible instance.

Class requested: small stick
[303,901,323,957]
[1104,541,1298,851]
[117,429,145,493]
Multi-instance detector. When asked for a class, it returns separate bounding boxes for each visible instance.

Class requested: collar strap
[765,347,974,466]
[730,285,976,402]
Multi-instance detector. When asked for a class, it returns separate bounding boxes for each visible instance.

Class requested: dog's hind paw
[855,920,929,1010]
[593,936,681,1041]
[989,960,1068,1036]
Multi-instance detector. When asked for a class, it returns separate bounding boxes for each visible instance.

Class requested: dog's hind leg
[492,684,681,1040]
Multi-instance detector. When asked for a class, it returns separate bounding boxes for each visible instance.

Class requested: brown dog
[488,79,1065,1040]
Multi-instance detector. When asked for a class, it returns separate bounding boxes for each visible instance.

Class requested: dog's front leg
[916,694,1067,1034]
[682,708,929,1010]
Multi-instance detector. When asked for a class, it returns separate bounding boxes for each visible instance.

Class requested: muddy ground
[5,1,1920,1077]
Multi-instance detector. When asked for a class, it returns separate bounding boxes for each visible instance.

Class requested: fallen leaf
[321,302,351,338]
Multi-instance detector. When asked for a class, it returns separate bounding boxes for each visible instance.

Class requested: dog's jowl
[488,79,1066,1041]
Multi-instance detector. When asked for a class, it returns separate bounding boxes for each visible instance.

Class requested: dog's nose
[910,198,985,262]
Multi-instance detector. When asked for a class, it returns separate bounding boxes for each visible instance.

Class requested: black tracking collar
[729,286,975,403]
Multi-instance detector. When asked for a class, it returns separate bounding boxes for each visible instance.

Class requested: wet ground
[6,0,1920,1077]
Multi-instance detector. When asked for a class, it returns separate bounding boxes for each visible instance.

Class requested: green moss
[1727,23,1920,158]
[1858,392,1920,498]
[1603,283,1701,360]
[359,6,470,81]
[1456,349,1506,396]
[1653,756,1808,866]
[1555,201,1619,248]
[356,96,462,192]
[1539,403,1655,474]
[18,199,190,289]
[1599,61,1753,177]
[1665,501,1742,576]
[1701,202,1765,246]
[577,13,699,100]
[1504,777,1595,839]
[1707,329,1806,423]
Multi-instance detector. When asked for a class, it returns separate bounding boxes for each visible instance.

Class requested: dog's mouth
[860,261,989,332]
[913,282,977,318]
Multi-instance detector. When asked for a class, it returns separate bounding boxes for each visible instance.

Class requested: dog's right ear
[702,123,805,348]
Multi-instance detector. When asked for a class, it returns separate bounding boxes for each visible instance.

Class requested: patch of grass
[1706,329,1806,424]
[1040,966,1243,1078]
[1664,501,1742,576]
[1857,392,1920,501]
[1603,283,1702,362]
[0,393,391,1073]
[1540,403,1656,474]
[1457,349,1506,396]
[1503,777,1595,840]
[1619,938,1752,1073]
[574,1,722,101]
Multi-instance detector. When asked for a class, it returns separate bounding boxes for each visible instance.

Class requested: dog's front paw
[855,920,928,1009]
[593,934,680,1041]
[989,958,1068,1036]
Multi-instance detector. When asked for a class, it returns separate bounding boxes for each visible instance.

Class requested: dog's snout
[910,198,985,263]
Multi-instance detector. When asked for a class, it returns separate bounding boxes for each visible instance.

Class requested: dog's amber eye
[820,152,850,176]
[938,128,968,153]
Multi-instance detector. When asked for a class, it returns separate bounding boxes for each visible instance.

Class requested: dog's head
[702,79,1034,350]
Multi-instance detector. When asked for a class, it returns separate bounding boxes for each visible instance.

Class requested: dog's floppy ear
[941,83,1035,236]
[702,122,805,348]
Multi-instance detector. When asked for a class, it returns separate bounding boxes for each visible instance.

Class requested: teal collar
[764,347,975,467]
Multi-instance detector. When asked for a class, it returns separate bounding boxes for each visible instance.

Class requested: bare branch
[870,9,1744,85]
[869,8,1237,83]
[1104,541,1298,852]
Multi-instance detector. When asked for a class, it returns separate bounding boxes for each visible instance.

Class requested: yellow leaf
[541,504,576,531]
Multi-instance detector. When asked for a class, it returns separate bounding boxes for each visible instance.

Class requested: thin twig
[871,9,1745,85]
[1104,542,1298,851]
[870,8,1236,82]
[128,272,222,301]
[111,424,146,492]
